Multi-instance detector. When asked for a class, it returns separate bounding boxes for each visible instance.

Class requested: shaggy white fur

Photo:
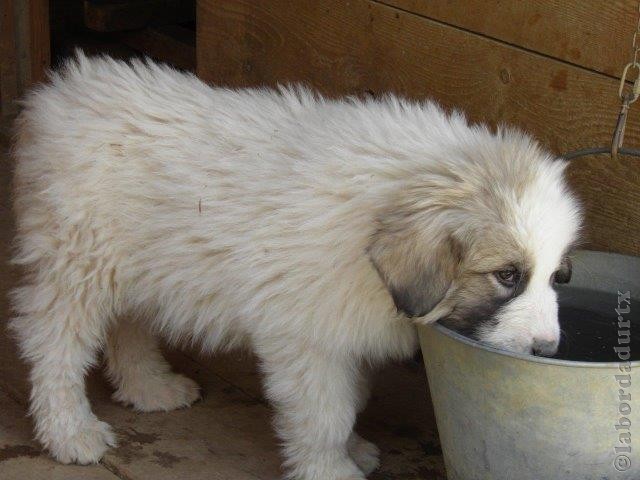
[10,52,580,479]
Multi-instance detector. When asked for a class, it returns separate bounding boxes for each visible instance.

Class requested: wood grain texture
[1,0,49,116]
[380,0,638,78]
[0,0,19,115]
[118,25,195,71]
[84,0,194,32]
[13,0,32,98]
[29,0,49,84]
[197,0,640,255]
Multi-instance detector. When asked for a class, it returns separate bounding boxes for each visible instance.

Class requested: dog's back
[11,52,416,361]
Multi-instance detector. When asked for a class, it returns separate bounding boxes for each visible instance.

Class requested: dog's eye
[495,268,520,287]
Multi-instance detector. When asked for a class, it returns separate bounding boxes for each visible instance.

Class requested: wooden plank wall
[0,0,50,117]
[0,0,20,116]
[197,0,640,256]
[29,0,50,85]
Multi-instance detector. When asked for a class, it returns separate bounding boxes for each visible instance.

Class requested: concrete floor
[0,120,446,480]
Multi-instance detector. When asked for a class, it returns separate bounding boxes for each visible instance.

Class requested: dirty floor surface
[0,122,446,480]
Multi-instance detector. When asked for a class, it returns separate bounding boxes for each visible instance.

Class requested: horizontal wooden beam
[380,0,638,79]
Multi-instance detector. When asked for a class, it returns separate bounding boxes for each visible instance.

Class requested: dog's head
[368,129,581,356]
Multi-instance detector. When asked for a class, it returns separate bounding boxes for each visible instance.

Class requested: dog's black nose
[532,339,558,357]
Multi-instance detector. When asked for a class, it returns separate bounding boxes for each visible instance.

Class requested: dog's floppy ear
[368,210,461,318]
[554,256,572,284]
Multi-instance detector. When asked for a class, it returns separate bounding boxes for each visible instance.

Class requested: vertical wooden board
[197,0,640,255]
[380,0,638,78]
[29,0,50,84]
[0,0,18,115]
[1,0,49,115]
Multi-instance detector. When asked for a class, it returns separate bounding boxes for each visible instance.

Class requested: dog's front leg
[258,344,365,480]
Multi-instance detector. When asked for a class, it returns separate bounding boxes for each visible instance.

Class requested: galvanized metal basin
[418,250,639,480]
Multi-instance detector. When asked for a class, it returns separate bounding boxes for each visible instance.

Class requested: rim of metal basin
[427,322,640,369]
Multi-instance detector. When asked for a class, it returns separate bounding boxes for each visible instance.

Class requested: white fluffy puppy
[11,53,580,479]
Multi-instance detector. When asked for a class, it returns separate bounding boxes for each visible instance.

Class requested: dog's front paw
[113,372,201,412]
[286,453,366,480]
[347,433,380,476]
[45,417,116,465]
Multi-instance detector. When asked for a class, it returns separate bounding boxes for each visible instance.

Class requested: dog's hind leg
[11,279,116,464]
[104,317,200,412]
[258,344,366,480]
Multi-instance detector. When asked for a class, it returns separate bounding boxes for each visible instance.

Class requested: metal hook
[618,62,640,103]
[561,8,640,162]
[611,96,631,162]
